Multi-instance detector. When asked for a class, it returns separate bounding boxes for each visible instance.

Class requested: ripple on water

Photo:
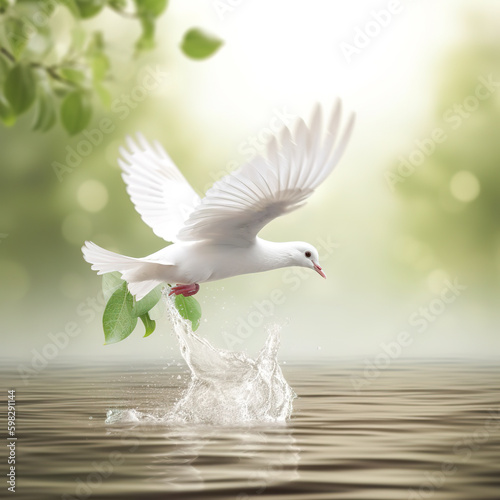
[2,353,499,498]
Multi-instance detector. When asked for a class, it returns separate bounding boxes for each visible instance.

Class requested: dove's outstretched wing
[177,101,355,246]
[118,134,201,243]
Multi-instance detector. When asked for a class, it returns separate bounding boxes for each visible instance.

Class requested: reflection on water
[103,424,300,495]
[2,360,500,499]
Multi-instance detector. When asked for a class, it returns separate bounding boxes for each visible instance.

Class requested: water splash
[106,295,295,426]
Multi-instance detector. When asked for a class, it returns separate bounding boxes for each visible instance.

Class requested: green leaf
[181,28,223,60]
[75,0,106,18]
[53,87,71,99]
[60,90,91,135]
[174,294,202,331]
[5,18,29,59]
[134,0,168,18]
[88,31,105,52]
[140,313,156,337]
[0,95,16,126]
[94,82,111,108]
[0,55,11,85]
[90,52,109,82]
[135,15,155,52]
[31,89,56,132]
[103,282,137,344]
[0,0,9,13]
[102,271,125,302]
[132,285,162,317]
[4,64,37,115]
[108,0,126,9]
[60,67,86,85]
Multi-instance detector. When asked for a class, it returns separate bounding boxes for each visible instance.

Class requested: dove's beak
[313,262,326,279]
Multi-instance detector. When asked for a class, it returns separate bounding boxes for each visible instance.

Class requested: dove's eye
[305,251,311,258]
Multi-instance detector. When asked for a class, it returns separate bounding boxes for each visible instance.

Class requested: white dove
[82,101,355,300]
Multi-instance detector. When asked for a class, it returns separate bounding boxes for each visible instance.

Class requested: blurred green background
[1,0,499,362]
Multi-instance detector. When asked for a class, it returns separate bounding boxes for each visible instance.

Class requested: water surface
[2,360,500,500]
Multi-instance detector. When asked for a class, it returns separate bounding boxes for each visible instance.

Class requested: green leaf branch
[0,0,223,134]
[101,272,202,344]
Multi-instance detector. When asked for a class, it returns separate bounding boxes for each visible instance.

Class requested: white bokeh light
[77,179,109,213]
[450,170,480,202]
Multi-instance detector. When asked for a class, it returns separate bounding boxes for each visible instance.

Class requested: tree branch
[1,46,79,86]
[0,47,16,63]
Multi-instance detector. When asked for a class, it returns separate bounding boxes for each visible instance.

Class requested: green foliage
[103,281,137,344]
[0,95,15,125]
[32,86,57,131]
[132,0,168,52]
[393,24,500,297]
[136,15,155,52]
[4,64,37,114]
[0,0,222,134]
[60,90,91,135]
[101,272,202,344]
[75,0,106,19]
[174,294,202,331]
[134,0,168,18]
[132,286,161,317]
[102,271,125,301]
[181,28,223,60]
[140,313,156,337]
[5,17,28,59]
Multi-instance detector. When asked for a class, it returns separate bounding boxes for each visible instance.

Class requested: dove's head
[291,242,326,279]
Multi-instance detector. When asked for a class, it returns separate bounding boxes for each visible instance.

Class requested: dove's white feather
[177,101,355,245]
[82,241,170,299]
[83,101,355,298]
[118,133,201,243]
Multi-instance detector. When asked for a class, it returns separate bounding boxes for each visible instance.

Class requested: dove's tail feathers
[82,241,141,275]
[82,241,170,300]
[126,279,163,300]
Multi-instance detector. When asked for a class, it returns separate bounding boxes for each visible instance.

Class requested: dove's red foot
[169,283,200,297]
